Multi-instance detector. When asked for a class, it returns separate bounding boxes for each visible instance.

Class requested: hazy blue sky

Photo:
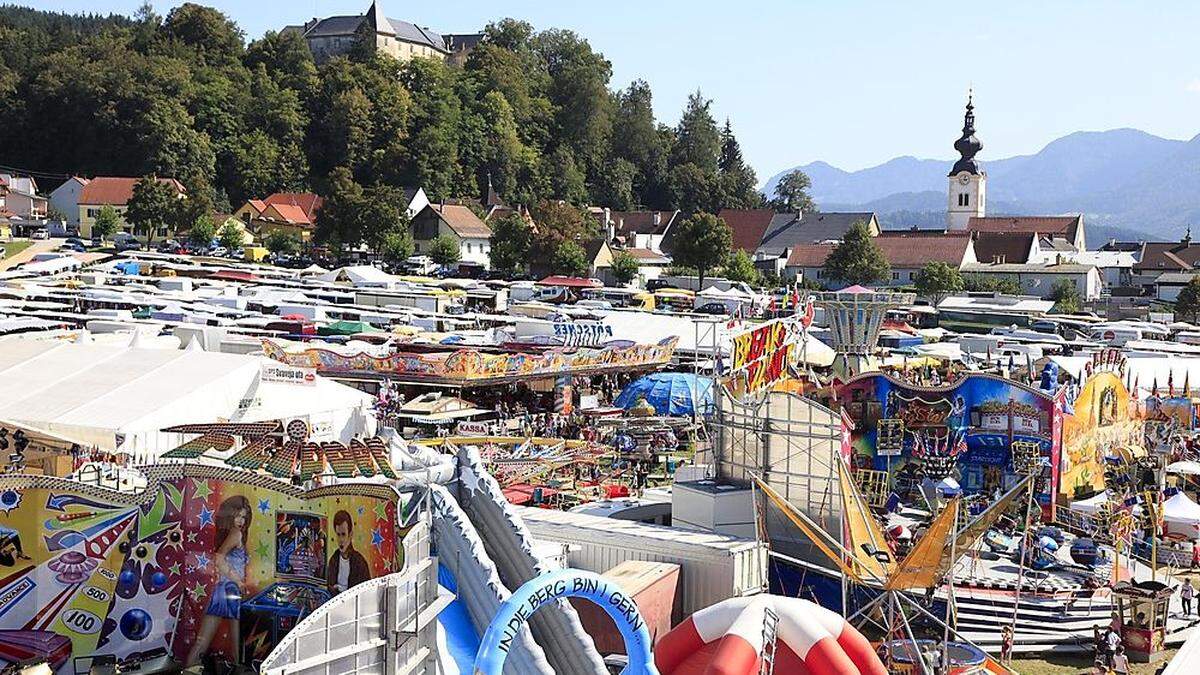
[36,1,1200,180]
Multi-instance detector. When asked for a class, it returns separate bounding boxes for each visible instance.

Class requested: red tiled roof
[1135,241,1200,272]
[718,209,775,252]
[620,247,670,263]
[246,199,268,214]
[874,233,971,268]
[79,176,185,206]
[264,192,323,221]
[269,203,311,225]
[967,216,1080,236]
[785,243,835,267]
[435,204,492,238]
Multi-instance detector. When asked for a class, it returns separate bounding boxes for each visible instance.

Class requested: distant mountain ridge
[763,128,1200,242]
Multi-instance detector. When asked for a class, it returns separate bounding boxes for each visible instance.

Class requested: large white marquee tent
[0,341,374,459]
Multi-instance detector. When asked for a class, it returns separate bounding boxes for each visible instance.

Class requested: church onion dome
[950,94,983,176]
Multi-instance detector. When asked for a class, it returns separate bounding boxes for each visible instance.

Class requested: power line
[0,162,73,182]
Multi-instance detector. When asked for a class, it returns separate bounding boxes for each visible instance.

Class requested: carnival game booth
[0,463,443,675]
[836,371,1062,514]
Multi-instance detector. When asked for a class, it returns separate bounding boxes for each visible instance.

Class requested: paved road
[0,237,63,271]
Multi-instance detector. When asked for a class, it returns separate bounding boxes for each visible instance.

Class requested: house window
[465,243,472,253]
[957,193,970,207]
[891,272,900,280]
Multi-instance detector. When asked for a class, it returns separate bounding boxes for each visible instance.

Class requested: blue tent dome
[614,372,714,417]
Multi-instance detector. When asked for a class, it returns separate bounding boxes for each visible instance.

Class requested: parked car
[65,237,86,247]
[115,239,142,252]
[59,242,86,253]
[30,229,48,240]
[210,246,228,257]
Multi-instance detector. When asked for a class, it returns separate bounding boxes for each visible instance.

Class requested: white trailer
[513,505,766,616]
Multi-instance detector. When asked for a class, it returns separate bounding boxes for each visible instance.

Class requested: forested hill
[0,3,762,222]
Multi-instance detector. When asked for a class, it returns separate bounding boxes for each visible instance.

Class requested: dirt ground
[1010,649,1175,674]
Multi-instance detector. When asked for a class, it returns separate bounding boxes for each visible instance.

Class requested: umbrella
[614,372,714,417]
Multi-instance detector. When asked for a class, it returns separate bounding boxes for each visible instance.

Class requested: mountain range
[761,128,1200,243]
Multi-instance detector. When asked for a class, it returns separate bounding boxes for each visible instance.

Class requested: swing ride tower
[808,287,914,379]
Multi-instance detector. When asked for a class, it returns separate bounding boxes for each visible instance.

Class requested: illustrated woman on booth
[187,495,252,667]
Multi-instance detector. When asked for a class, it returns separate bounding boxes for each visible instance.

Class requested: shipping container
[514,505,766,616]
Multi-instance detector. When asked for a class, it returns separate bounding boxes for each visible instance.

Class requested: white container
[514,505,766,616]
[671,479,757,539]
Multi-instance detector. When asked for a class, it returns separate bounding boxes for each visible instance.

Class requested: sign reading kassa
[729,320,794,393]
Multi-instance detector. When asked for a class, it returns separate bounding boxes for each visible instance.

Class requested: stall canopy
[316,265,395,288]
[318,320,383,336]
[615,372,714,416]
[1167,461,1200,476]
[1163,491,1200,537]
[1070,490,1111,515]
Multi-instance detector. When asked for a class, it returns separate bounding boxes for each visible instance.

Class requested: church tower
[947,92,986,231]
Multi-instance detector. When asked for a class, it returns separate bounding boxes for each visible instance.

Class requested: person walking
[1183,578,1195,617]
[1111,645,1130,675]
[1000,625,1014,664]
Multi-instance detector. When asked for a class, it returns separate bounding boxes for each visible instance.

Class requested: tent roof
[317,265,394,285]
[0,341,371,445]
[1164,491,1200,525]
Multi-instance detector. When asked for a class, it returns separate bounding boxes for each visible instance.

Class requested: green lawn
[2,240,32,259]
[1011,649,1176,674]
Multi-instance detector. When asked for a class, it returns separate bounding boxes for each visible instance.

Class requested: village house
[0,174,47,220]
[1130,232,1200,290]
[410,203,493,271]
[782,231,975,287]
[593,208,680,253]
[718,208,881,278]
[48,176,89,226]
[76,176,186,239]
[234,192,325,243]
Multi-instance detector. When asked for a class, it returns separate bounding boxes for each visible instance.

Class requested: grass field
[1011,648,1176,674]
[2,240,32,259]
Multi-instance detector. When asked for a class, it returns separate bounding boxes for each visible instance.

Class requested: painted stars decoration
[188,581,207,602]
[0,489,21,513]
[257,498,271,515]
[255,540,271,560]
[193,553,210,570]
[371,528,384,549]
[373,501,389,521]
[197,504,214,528]
[190,478,213,501]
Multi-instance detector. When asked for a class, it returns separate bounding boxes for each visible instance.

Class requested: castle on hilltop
[283,1,481,65]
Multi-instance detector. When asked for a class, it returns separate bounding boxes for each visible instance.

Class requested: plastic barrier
[473,568,658,675]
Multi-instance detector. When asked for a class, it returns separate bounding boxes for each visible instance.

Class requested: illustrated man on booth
[327,510,370,594]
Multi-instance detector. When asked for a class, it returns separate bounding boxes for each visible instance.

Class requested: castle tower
[947,92,986,231]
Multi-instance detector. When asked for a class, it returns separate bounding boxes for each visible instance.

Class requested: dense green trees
[672,213,732,289]
[0,4,764,240]
[488,213,533,275]
[1176,277,1200,323]
[822,221,889,286]
[1049,279,1082,314]
[610,252,640,286]
[92,205,121,241]
[914,261,964,305]
[770,170,816,214]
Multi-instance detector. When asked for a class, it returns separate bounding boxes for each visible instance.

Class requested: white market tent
[1069,490,1112,515]
[316,265,395,288]
[1163,491,1200,539]
[0,341,374,459]
[298,264,330,276]
[1167,461,1200,477]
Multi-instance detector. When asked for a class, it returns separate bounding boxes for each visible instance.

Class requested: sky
[35,1,1200,181]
